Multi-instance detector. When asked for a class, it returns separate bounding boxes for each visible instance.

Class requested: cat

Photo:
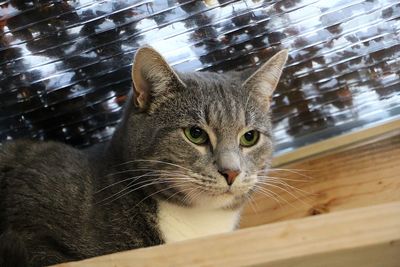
[0,46,288,267]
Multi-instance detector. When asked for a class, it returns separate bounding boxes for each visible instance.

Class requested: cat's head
[123,47,288,209]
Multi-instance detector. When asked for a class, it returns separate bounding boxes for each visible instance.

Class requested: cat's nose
[218,170,240,186]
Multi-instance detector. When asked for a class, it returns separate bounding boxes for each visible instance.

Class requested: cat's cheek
[243,174,259,186]
[247,138,273,168]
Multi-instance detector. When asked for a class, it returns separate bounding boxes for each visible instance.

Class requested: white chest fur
[157,201,241,243]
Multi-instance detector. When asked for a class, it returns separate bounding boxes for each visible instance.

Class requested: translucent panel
[0,0,399,153]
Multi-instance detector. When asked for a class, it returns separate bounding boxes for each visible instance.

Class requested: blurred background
[0,0,399,155]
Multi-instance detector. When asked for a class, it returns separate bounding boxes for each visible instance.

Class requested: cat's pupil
[190,127,203,139]
[244,131,255,141]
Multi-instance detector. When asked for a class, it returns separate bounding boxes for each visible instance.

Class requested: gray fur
[0,47,287,266]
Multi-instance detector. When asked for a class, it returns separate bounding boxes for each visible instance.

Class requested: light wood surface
[272,118,400,166]
[56,202,400,267]
[241,134,400,228]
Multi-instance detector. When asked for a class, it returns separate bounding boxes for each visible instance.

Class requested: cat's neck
[157,201,241,243]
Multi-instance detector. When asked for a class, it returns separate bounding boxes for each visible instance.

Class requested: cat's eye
[184,127,209,145]
[240,130,259,147]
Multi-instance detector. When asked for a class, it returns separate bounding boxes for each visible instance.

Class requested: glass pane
[0,0,399,153]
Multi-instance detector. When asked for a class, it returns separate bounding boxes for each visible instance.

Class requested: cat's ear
[242,49,288,107]
[131,46,185,111]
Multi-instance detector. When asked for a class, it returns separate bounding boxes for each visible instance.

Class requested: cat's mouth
[171,173,255,207]
[186,185,251,209]
[198,185,251,197]
[213,188,234,196]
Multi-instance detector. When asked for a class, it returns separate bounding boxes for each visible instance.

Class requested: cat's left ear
[131,46,185,111]
[242,49,289,107]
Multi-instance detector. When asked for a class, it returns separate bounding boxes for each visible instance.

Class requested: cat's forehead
[181,72,239,89]
[180,72,244,99]
[178,72,266,130]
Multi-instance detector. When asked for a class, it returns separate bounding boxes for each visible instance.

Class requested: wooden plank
[272,118,400,166]
[241,134,400,228]
[55,202,400,267]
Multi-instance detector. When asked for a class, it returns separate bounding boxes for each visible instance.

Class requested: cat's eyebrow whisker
[244,92,252,115]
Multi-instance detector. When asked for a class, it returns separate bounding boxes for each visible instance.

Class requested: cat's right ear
[131,46,185,111]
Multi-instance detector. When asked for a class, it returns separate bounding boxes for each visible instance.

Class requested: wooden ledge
[56,201,400,267]
[272,118,400,166]
[241,134,400,228]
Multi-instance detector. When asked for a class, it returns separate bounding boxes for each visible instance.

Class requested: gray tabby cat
[0,47,288,267]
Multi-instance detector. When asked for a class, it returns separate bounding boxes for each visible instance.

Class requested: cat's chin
[190,190,247,210]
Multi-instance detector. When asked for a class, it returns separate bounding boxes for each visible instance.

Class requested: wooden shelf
[241,134,400,227]
[56,202,400,267]
[272,118,400,166]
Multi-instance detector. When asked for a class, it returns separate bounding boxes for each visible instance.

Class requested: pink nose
[219,170,240,186]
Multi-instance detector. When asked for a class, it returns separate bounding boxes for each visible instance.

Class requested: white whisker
[97,177,195,205]
[268,168,315,180]
[259,182,311,207]
[118,159,192,172]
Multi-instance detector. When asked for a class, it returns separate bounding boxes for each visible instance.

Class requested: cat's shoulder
[0,139,85,162]
[0,140,95,205]
[0,140,92,178]
[0,140,96,239]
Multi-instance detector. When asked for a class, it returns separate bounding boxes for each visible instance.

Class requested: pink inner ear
[132,64,151,109]
[136,93,145,108]
[134,81,150,109]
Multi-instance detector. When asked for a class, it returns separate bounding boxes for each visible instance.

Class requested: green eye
[184,127,209,145]
[240,130,260,147]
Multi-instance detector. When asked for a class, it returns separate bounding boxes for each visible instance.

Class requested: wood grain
[272,118,400,166]
[241,134,400,228]
[55,202,400,267]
